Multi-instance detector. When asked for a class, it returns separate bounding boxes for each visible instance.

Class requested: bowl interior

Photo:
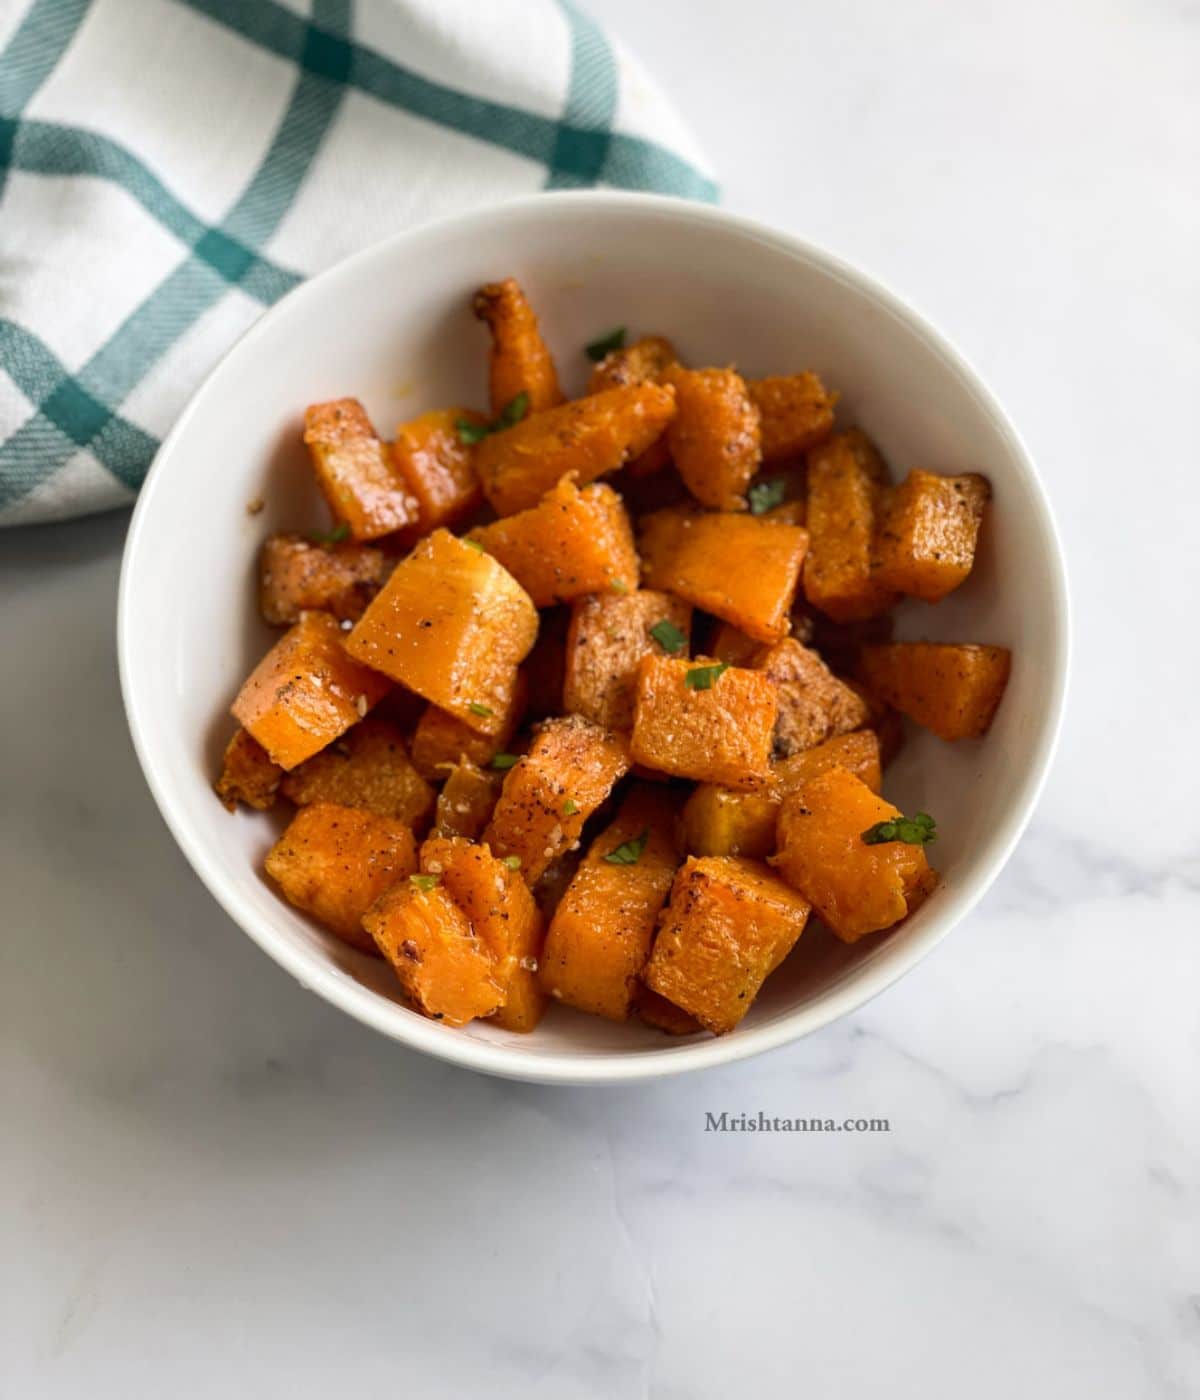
[120,195,1067,1082]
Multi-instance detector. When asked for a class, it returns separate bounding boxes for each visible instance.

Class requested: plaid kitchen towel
[0,0,715,526]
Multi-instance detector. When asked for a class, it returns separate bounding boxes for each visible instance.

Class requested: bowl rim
[117,189,1071,1085]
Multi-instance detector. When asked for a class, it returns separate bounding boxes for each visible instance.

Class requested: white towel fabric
[0,0,715,525]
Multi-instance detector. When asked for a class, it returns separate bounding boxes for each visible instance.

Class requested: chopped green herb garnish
[603,829,649,865]
[649,619,686,654]
[861,812,937,846]
[585,326,627,361]
[455,392,529,445]
[498,391,530,427]
[684,662,729,691]
[309,520,351,546]
[562,798,580,816]
[463,536,485,552]
[409,873,440,891]
[468,702,494,718]
[609,576,630,594]
[747,477,787,515]
[455,417,490,445]
[502,855,522,870]
[490,753,519,770]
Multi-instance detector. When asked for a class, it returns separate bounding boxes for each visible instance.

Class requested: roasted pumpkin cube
[644,856,811,1034]
[490,911,549,1032]
[587,335,677,394]
[364,879,504,1026]
[433,759,502,840]
[231,610,390,770]
[419,836,546,1030]
[214,728,282,811]
[859,642,1011,740]
[563,589,693,731]
[774,729,883,797]
[680,729,883,859]
[630,655,776,788]
[409,671,527,781]
[754,638,871,756]
[708,620,763,668]
[389,408,484,533]
[803,429,897,621]
[639,507,808,643]
[346,528,537,735]
[539,787,679,1020]
[748,372,837,462]
[633,984,703,1036]
[588,335,678,476]
[475,382,676,516]
[258,533,386,627]
[303,398,418,542]
[482,715,631,884]
[469,478,637,605]
[772,766,937,942]
[279,717,434,828]
[472,277,564,416]
[664,366,761,510]
[265,802,417,951]
[872,470,991,602]
[679,783,778,860]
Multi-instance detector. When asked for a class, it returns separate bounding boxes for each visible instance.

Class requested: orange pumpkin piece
[772,766,937,942]
[364,879,504,1026]
[482,715,631,885]
[472,277,564,416]
[303,399,418,542]
[680,729,883,860]
[587,335,677,394]
[469,478,638,605]
[633,984,703,1036]
[630,655,776,789]
[214,728,282,811]
[588,334,678,476]
[433,760,502,840]
[679,784,779,860]
[708,620,763,668]
[748,372,837,462]
[644,856,811,1034]
[409,672,527,781]
[389,408,484,533]
[872,470,991,602]
[639,507,809,644]
[664,366,761,510]
[774,729,883,796]
[475,382,676,516]
[231,611,390,770]
[803,429,898,622]
[265,802,417,952]
[346,528,537,736]
[279,717,434,829]
[563,589,693,731]
[753,638,871,755]
[539,786,679,1020]
[859,642,1012,740]
[258,533,386,627]
[420,836,547,1031]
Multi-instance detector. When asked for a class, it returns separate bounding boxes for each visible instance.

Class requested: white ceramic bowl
[118,192,1069,1084]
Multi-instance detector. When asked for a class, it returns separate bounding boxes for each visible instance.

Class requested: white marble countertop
[5,0,1199,1395]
